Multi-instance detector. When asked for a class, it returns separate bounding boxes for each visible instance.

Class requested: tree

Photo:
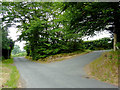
[12,45,21,55]
[61,2,120,51]
[2,3,14,59]
[3,2,118,60]
[2,28,14,59]
[2,2,84,60]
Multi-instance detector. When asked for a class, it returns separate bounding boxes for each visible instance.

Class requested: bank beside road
[1,58,20,88]
[25,50,92,63]
[85,50,119,86]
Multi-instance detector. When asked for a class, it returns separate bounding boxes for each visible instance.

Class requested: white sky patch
[83,30,112,41]
[8,27,26,51]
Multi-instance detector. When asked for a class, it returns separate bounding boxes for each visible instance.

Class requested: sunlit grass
[2,58,20,88]
[85,50,119,86]
[0,61,2,89]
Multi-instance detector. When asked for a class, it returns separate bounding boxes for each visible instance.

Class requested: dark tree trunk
[2,49,11,59]
[113,2,120,51]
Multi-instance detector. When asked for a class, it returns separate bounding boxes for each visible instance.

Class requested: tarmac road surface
[14,50,118,88]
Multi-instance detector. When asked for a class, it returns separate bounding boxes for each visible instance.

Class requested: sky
[8,26,112,51]
[8,27,26,51]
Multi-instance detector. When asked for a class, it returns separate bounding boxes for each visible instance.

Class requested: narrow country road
[14,50,117,88]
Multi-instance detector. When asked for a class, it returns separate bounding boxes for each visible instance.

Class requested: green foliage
[84,38,113,50]
[8,2,84,60]
[60,2,120,52]
[2,29,14,59]
[61,2,120,37]
[2,58,14,64]
[2,29,14,50]
[12,45,21,55]
[2,4,14,59]
[2,2,119,60]
[12,45,27,57]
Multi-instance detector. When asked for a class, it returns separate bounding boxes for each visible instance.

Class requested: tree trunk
[113,32,117,51]
[112,2,119,51]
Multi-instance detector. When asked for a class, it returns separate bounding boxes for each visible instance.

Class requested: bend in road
[14,50,118,88]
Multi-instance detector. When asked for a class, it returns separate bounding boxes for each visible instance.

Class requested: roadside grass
[26,50,92,63]
[1,58,20,88]
[0,61,2,89]
[85,50,120,86]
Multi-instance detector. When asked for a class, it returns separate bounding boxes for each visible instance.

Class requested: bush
[24,39,85,60]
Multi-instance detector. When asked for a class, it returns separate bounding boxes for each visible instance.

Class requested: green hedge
[83,38,113,50]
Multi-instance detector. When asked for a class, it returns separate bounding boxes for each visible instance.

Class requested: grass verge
[0,61,2,89]
[1,58,20,88]
[85,50,120,86]
[26,50,92,63]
